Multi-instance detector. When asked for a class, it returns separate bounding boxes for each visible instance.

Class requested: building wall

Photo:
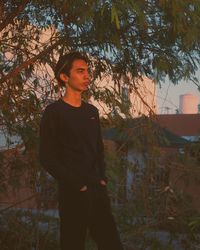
[89,75,157,117]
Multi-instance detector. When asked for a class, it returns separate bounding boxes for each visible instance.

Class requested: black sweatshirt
[39,99,107,191]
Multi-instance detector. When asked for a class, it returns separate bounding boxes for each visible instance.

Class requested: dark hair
[54,51,89,87]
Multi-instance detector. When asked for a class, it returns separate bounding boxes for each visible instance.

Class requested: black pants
[58,184,124,250]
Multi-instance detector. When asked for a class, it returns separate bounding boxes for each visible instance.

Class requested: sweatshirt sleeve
[39,105,86,190]
[96,109,107,182]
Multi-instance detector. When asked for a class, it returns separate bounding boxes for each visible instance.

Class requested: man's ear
[60,73,69,84]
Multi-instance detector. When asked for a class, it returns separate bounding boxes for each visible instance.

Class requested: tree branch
[0,0,30,32]
[0,193,37,213]
[0,38,64,84]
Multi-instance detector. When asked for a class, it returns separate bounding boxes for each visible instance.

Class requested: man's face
[65,59,90,92]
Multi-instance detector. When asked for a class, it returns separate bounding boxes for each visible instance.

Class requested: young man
[39,51,124,250]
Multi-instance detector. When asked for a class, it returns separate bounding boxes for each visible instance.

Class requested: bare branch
[0,194,37,214]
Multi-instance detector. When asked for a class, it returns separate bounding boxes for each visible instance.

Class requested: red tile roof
[156,114,200,136]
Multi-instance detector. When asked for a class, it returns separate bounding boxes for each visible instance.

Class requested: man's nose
[84,70,90,80]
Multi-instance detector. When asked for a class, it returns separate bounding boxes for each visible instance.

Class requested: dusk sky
[157,73,200,114]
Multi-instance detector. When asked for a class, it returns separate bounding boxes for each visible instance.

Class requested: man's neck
[63,89,82,107]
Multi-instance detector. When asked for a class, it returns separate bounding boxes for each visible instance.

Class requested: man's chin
[73,86,87,93]
[82,86,88,91]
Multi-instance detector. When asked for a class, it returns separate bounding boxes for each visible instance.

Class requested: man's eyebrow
[76,67,88,70]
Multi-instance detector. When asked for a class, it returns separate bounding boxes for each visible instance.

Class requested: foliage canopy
[0,0,200,130]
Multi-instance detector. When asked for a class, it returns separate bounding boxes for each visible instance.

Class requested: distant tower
[179,93,199,114]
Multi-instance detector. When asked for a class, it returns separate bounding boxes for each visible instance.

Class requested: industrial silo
[179,93,199,114]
